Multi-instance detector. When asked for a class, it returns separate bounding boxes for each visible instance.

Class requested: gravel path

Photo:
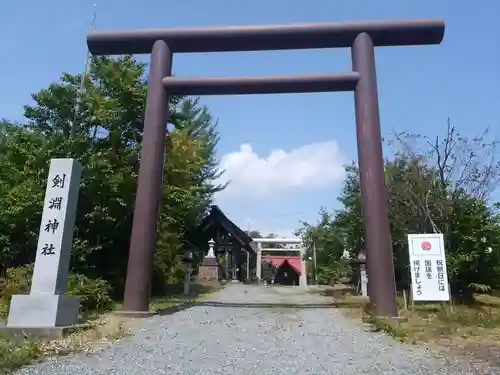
[15,284,497,375]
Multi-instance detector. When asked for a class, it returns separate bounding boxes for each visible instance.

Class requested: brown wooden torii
[87,18,445,318]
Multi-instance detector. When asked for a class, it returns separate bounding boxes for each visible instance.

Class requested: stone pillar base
[0,324,89,340]
[197,257,219,282]
[7,294,80,328]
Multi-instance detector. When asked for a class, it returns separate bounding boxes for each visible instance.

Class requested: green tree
[0,56,223,297]
[388,121,500,300]
[295,209,350,285]
[296,121,500,298]
[154,99,225,291]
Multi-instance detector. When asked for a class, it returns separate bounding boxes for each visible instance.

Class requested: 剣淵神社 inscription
[6,158,82,328]
[30,162,81,295]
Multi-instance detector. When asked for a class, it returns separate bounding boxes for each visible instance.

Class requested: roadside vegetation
[298,121,500,364]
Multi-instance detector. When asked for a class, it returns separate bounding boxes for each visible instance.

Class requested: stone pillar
[246,251,250,281]
[231,248,239,282]
[360,264,368,297]
[256,242,262,281]
[7,158,82,333]
[299,246,308,288]
[358,250,368,297]
[223,251,229,280]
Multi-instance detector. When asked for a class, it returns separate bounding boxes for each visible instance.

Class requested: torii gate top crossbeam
[87,19,444,55]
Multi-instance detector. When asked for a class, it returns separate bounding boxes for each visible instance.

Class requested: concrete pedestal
[197,257,219,282]
[7,294,80,328]
[0,324,88,340]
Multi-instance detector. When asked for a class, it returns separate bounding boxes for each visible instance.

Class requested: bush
[152,260,188,296]
[67,274,113,311]
[170,262,186,284]
[0,264,34,300]
[0,333,39,374]
[316,264,344,285]
[0,264,114,314]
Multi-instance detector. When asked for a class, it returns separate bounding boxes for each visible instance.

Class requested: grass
[316,285,500,365]
[0,282,221,375]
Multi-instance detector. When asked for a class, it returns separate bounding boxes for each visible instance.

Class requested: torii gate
[87,18,445,318]
[252,238,307,288]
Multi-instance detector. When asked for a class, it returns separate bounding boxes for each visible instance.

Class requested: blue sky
[1,0,499,236]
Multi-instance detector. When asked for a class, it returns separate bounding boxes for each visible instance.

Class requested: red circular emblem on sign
[421,241,432,251]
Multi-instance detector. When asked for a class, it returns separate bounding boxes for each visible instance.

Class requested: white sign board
[408,233,450,301]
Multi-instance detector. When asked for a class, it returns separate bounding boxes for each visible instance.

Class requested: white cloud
[216,141,346,198]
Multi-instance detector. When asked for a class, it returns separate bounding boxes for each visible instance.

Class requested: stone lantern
[197,238,219,282]
[207,238,216,258]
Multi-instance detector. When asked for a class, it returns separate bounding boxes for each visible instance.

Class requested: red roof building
[262,255,302,274]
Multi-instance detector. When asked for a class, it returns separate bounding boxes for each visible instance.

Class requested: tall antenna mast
[71,3,97,138]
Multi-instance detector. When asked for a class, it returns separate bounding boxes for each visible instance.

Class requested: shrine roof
[186,205,256,255]
[262,255,302,274]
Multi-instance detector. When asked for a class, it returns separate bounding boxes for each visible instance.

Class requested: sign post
[6,159,82,333]
[408,233,450,302]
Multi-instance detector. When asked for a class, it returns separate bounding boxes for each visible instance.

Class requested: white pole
[71,4,97,138]
[81,4,97,85]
